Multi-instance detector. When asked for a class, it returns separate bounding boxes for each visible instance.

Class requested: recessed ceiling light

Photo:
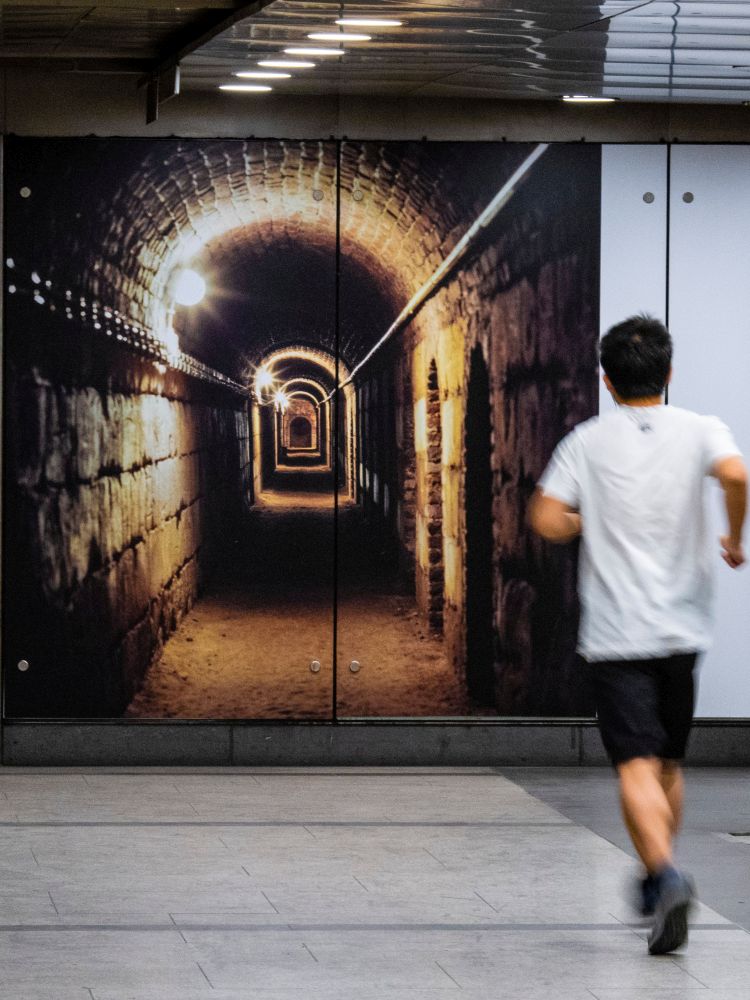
[285,47,346,57]
[307,32,371,42]
[335,18,402,27]
[235,71,291,79]
[259,59,316,68]
[562,95,617,103]
[219,84,273,92]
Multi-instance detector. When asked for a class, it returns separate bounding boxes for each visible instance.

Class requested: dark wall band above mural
[2,138,600,720]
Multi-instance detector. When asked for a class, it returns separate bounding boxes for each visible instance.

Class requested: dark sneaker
[648,870,694,955]
[638,874,659,917]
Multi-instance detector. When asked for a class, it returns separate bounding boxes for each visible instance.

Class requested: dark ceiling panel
[0,1,257,67]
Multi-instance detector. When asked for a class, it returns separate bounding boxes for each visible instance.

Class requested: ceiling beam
[146,0,276,78]
[141,0,277,122]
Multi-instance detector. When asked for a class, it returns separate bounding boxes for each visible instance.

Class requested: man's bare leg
[618,755,694,954]
[617,756,674,872]
[660,759,684,840]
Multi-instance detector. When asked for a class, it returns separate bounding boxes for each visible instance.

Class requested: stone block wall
[4,304,252,717]
[357,378,383,516]
[354,349,408,570]
[405,144,600,715]
[394,351,417,581]
[423,362,444,632]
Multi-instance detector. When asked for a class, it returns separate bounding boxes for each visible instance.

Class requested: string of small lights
[5,259,249,397]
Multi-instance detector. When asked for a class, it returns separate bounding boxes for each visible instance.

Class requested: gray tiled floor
[0,767,747,999]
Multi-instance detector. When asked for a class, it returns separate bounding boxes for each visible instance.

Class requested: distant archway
[290,416,313,449]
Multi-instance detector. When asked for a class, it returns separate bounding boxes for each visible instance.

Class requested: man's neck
[616,394,664,408]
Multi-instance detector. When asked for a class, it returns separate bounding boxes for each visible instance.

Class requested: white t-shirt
[538,404,741,661]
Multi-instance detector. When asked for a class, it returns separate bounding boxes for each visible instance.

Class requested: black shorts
[587,652,698,766]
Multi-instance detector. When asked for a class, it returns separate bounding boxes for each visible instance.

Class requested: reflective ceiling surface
[2,1,750,104]
[184,1,750,102]
[0,1,222,69]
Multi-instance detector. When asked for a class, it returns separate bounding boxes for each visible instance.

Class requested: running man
[529,315,747,955]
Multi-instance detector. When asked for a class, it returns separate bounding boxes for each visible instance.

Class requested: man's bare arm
[528,490,582,544]
[712,455,748,568]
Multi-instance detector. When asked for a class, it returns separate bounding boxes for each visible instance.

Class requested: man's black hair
[599,314,672,400]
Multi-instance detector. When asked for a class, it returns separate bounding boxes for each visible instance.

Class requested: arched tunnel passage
[125,207,479,719]
[3,136,600,721]
[282,386,327,458]
[252,347,339,494]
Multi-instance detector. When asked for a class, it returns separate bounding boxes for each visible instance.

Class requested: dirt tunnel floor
[126,492,491,719]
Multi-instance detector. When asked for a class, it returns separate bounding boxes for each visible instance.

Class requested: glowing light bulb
[274,390,289,411]
[173,268,206,306]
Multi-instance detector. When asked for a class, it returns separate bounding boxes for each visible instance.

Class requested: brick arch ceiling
[177,223,408,374]
[94,139,484,356]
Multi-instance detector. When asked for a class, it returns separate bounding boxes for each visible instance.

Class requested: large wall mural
[3,138,600,720]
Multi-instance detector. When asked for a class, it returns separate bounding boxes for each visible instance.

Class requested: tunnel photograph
[2,136,600,721]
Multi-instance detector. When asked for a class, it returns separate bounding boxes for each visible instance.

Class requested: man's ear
[666,367,673,386]
[603,373,615,394]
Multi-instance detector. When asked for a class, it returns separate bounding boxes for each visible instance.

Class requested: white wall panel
[600,144,668,414]
[669,145,750,717]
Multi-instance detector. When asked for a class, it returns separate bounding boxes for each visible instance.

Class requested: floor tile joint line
[196,961,213,989]
[435,959,463,989]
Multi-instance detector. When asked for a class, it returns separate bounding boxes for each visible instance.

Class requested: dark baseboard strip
[2,720,748,767]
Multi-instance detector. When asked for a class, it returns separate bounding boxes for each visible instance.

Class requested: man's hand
[564,512,583,537]
[529,491,582,544]
[713,456,747,568]
[720,535,746,569]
